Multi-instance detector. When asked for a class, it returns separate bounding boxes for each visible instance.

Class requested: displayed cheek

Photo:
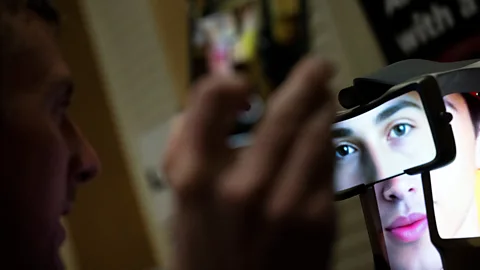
[418,131,436,161]
[431,151,476,202]
[430,161,475,238]
[397,128,436,163]
[430,168,453,206]
[430,167,456,234]
[335,160,363,190]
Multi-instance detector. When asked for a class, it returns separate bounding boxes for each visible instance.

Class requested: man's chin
[55,220,67,245]
[53,222,67,269]
[54,253,65,270]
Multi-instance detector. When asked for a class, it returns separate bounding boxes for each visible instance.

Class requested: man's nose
[71,125,101,183]
[381,177,416,202]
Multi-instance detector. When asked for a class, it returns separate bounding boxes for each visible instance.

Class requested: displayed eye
[389,123,413,138]
[335,144,358,159]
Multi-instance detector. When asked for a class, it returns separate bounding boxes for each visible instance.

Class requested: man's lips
[55,221,67,248]
[386,213,428,243]
[63,184,77,216]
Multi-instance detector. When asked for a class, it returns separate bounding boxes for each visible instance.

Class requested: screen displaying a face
[368,93,480,270]
[429,93,480,240]
[332,91,436,193]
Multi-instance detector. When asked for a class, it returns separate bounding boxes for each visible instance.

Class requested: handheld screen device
[333,70,456,201]
[414,61,480,269]
[188,0,309,147]
[336,59,480,270]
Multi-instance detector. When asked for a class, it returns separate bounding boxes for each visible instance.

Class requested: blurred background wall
[309,2,385,269]
[54,0,386,269]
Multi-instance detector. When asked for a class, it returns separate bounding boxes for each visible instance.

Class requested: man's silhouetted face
[0,10,100,269]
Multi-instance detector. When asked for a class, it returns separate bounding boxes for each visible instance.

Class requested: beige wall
[150,0,189,109]
[54,0,186,268]
[59,220,79,270]
[78,0,186,267]
[327,0,386,78]
[320,0,385,270]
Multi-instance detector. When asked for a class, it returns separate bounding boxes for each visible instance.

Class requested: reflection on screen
[430,93,480,239]
[191,2,264,138]
[333,91,436,193]
[193,2,258,75]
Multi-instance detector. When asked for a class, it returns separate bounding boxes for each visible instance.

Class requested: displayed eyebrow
[332,127,353,139]
[375,100,421,124]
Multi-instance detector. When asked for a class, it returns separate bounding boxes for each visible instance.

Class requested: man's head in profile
[0,1,100,268]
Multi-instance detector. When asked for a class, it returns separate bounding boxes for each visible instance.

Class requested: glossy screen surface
[333,91,436,193]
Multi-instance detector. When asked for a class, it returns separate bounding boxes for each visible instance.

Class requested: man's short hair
[0,0,59,55]
[0,0,59,24]
[0,0,59,95]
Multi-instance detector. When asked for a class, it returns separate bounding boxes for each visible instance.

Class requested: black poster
[359,0,480,63]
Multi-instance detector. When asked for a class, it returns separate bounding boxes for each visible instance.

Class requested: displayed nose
[365,143,419,202]
[381,177,417,202]
[70,124,101,183]
[366,144,395,181]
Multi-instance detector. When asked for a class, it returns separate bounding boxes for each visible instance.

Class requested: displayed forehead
[334,92,423,130]
[1,11,69,93]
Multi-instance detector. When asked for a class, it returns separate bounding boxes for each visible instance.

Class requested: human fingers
[266,98,335,221]
[163,74,251,198]
[219,57,335,205]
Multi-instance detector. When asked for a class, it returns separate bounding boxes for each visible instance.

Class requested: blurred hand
[163,57,337,270]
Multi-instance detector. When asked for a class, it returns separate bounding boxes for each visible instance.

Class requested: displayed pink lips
[386,213,428,243]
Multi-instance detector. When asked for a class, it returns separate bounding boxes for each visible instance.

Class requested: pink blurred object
[208,45,233,74]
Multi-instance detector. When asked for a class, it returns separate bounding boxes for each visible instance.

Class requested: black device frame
[351,76,456,269]
[417,62,480,251]
[358,187,391,269]
[338,60,480,269]
[357,65,480,269]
